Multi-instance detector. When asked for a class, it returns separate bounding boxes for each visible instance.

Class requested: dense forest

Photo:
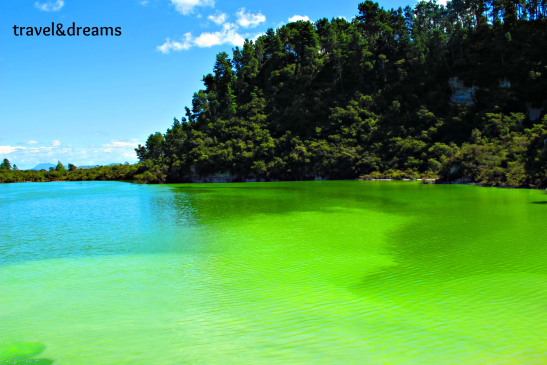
[2,0,547,186]
[133,0,547,187]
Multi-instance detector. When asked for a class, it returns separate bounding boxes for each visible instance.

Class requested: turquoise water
[1,181,546,364]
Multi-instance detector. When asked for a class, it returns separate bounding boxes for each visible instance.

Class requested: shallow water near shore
[1,181,546,364]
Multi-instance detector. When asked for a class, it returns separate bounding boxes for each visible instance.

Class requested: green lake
[1,181,546,364]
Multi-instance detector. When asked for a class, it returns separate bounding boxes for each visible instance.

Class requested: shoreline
[1,177,545,190]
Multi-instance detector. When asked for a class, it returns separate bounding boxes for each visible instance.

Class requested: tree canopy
[132,0,546,187]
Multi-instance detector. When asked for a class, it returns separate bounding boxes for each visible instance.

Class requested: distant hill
[77,163,121,170]
[31,163,55,171]
[30,162,122,171]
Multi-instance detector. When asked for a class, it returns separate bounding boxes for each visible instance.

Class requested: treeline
[131,0,546,187]
[0,159,147,183]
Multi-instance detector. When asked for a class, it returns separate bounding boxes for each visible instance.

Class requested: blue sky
[0,0,424,169]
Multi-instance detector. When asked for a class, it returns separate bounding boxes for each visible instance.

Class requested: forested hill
[135,0,547,187]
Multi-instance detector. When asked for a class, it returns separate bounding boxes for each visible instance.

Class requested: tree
[212,52,237,118]
[0,158,11,171]
[56,161,67,172]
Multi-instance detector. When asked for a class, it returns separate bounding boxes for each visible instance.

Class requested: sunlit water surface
[1,181,546,364]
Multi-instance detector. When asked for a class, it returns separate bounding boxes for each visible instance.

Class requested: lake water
[1,181,546,364]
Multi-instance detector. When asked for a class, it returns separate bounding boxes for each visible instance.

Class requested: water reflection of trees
[167,181,406,224]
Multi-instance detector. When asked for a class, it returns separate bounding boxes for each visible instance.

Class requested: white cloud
[34,0,64,12]
[208,11,228,25]
[52,140,61,146]
[157,33,193,53]
[251,32,265,42]
[27,140,38,145]
[158,7,267,53]
[28,147,53,153]
[423,0,449,5]
[193,32,222,47]
[236,8,266,28]
[195,22,246,47]
[158,23,247,53]
[288,15,311,22]
[170,0,214,15]
[0,146,26,154]
[107,141,139,148]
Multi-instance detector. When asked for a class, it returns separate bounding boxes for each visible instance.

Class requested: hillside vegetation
[2,0,546,186]
[134,0,547,187]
